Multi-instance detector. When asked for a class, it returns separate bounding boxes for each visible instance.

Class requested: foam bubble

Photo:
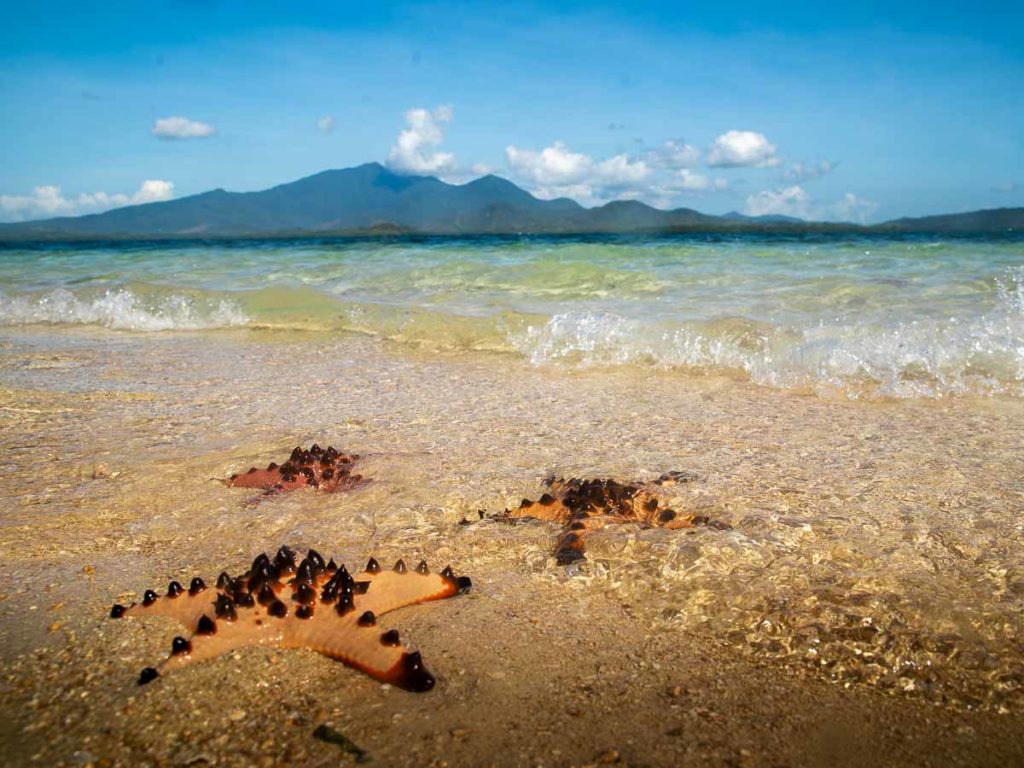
[0,288,248,332]
[514,267,1024,399]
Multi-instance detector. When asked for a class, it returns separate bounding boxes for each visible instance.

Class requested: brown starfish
[110,547,471,692]
[502,474,729,565]
[224,444,364,493]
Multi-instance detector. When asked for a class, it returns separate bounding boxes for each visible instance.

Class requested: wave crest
[515,267,1024,398]
[0,288,248,331]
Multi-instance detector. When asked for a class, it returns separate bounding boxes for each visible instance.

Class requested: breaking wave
[0,288,248,331]
[514,267,1024,398]
[1,237,1022,398]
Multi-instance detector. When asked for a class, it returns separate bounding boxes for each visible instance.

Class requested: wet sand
[1,326,1024,766]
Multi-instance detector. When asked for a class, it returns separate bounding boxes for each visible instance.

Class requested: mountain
[0,163,728,239]
[0,163,1020,239]
[0,164,570,238]
[874,207,1024,233]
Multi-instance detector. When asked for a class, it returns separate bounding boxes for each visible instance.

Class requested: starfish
[224,444,364,494]
[110,547,471,692]
[501,474,730,565]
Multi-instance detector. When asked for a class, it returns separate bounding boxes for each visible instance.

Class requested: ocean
[2,233,1023,399]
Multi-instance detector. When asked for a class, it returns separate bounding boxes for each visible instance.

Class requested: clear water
[2,236,1024,716]
[2,234,1023,398]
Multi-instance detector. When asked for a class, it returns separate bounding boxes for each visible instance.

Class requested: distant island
[1,162,1020,240]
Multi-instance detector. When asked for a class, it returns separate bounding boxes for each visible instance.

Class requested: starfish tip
[395,651,435,693]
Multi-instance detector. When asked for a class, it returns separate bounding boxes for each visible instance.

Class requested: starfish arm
[662,514,700,529]
[226,466,295,489]
[626,490,663,522]
[356,567,465,617]
[161,610,286,671]
[282,607,435,691]
[124,582,218,631]
[506,496,572,524]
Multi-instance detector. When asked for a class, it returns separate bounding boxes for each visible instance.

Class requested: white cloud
[504,137,740,206]
[707,130,780,168]
[647,139,701,170]
[386,105,457,174]
[745,185,810,218]
[832,192,878,224]
[0,180,175,222]
[506,142,592,186]
[505,141,649,204]
[152,116,216,140]
[378,106,743,207]
[745,185,878,223]
[594,153,649,188]
[316,115,336,134]
[784,159,837,182]
[674,169,728,192]
[439,162,498,185]
[132,180,175,204]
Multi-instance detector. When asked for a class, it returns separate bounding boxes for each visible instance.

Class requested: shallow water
[1,324,1022,716]
[2,234,1023,398]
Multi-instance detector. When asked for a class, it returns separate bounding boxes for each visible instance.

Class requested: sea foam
[1,238,1021,399]
[0,288,248,332]
[515,267,1024,398]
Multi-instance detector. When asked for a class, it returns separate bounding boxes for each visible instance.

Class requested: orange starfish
[503,475,729,564]
[110,547,471,692]
[224,445,364,494]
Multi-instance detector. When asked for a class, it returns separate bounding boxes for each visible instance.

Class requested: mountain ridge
[1,162,1021,239]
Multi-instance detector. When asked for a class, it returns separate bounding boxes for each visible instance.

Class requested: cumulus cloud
[317,115,336,134]
[505,141,650,204]
[439,162,499,185]
[506,142,592,187]
[152,116,216,140]
[592,153,650,188]
[745,185,810,218]
[0,180,175,222]
[646,139,701,170]
[707,130,780,168]
[132,180,175,204]
[784,159,837,182]
[745,185,878,223]
[378,106,766,207]
[675,169,728,192]
[386,105,457,174]
[504,136,738,205]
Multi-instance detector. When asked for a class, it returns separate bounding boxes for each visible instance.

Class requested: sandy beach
[1,325,1023,766]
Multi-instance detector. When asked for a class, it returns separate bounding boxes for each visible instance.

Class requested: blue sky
[1,1,1022,223]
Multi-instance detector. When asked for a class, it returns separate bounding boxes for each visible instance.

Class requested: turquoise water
[1,234,1023,398]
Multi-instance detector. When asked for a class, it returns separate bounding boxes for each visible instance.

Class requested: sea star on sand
[225,444,364,493]
[502,474,730,565]
[110,547,471,692]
